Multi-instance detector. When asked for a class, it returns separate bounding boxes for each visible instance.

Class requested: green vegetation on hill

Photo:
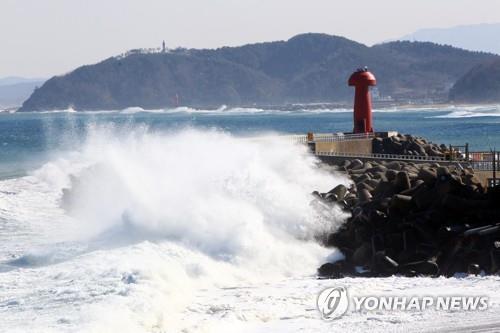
[19,34,498,111]
[450,59,500,103]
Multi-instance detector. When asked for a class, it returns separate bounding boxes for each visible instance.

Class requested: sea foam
[0,125,349,332]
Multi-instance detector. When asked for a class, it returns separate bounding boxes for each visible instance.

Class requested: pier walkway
[291,132,499,186]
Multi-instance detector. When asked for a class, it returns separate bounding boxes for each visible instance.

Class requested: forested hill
[450,59,500,103]
[19,33,498,111]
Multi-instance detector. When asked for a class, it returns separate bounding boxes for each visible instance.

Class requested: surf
[0,125,349,332]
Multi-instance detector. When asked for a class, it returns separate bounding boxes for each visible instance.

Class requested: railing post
[494,149,497,187]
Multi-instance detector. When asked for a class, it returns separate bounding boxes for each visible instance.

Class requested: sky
[1,0,500,78]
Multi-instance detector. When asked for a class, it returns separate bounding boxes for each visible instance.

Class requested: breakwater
[314,151,500,278]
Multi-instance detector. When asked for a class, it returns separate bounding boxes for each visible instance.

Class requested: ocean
[0,105,500,332]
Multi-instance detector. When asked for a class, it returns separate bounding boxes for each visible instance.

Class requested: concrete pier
[294,132,498,188]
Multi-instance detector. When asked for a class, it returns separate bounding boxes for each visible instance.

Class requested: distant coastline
[4,101,499,115]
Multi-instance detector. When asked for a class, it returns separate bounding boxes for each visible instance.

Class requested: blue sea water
[0,105,499,178]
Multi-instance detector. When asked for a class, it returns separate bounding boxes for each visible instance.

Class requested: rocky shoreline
[372,133,452,157]
[315,151,500,278]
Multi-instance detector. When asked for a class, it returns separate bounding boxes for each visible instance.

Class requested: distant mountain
[19,33,498,111]
[0,77,44,87]
[401,23,500,55]
[450,59,500,103]
[0,78,45,108]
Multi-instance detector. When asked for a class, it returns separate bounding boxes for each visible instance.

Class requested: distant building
[371,87,393,102]
[162,41,166,53]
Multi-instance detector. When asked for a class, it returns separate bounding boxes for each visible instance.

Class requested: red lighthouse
[348,67,376,134]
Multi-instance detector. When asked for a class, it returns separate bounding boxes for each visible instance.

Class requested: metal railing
[291,132,374,144]
[315,151,457,162]
[468,161,497,171]
[466,151,499,171]
[315,132,375,142]
[291,133,498,173]
[315,151,500,172]
[289,135,308,144]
